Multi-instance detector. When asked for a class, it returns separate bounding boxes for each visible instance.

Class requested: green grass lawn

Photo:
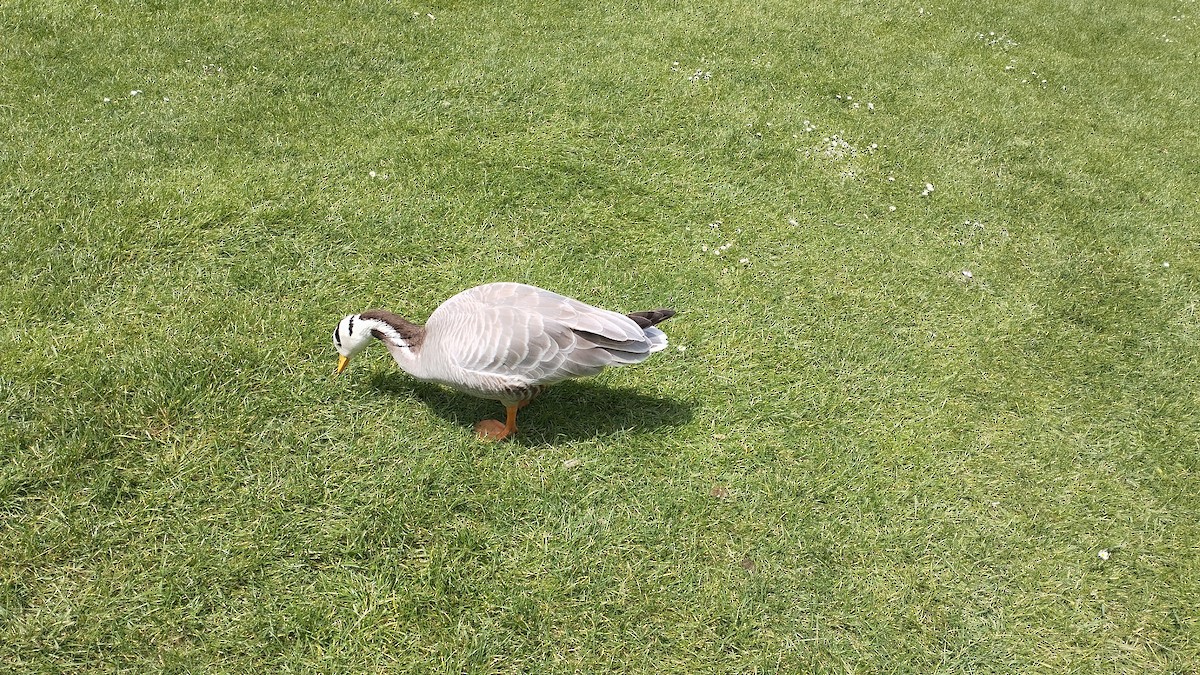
[3,0,1198,671]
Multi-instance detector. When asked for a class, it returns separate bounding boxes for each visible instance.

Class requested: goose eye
[333,326,342,347]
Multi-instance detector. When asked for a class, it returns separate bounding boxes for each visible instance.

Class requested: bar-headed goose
[333,282,674,440]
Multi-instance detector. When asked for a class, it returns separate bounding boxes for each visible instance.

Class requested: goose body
[333,282,674,439]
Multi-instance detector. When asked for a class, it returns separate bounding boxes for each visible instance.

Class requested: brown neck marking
[361,309,426,349]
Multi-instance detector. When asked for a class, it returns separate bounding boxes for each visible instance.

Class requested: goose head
[332,310,426,374]
[332,314,374,373]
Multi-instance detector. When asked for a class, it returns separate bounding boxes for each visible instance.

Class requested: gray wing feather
[435,283,662,386]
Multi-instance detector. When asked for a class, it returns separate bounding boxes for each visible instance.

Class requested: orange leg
[474,404,520,441]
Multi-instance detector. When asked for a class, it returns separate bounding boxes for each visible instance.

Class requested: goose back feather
[404,283,672,405]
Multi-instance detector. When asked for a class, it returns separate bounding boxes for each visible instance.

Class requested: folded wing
[434,283,668,385]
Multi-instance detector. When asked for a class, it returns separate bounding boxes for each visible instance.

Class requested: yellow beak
[336,355,350,374]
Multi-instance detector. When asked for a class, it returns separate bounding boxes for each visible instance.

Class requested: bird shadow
[367,373,696,445]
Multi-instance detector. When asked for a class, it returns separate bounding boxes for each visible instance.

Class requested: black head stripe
[348,315,355,336]
[333,325,342,347]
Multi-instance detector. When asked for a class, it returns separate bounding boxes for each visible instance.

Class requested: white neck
[361,317,424,376]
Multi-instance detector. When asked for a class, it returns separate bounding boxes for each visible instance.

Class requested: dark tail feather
[627,308,675,328]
